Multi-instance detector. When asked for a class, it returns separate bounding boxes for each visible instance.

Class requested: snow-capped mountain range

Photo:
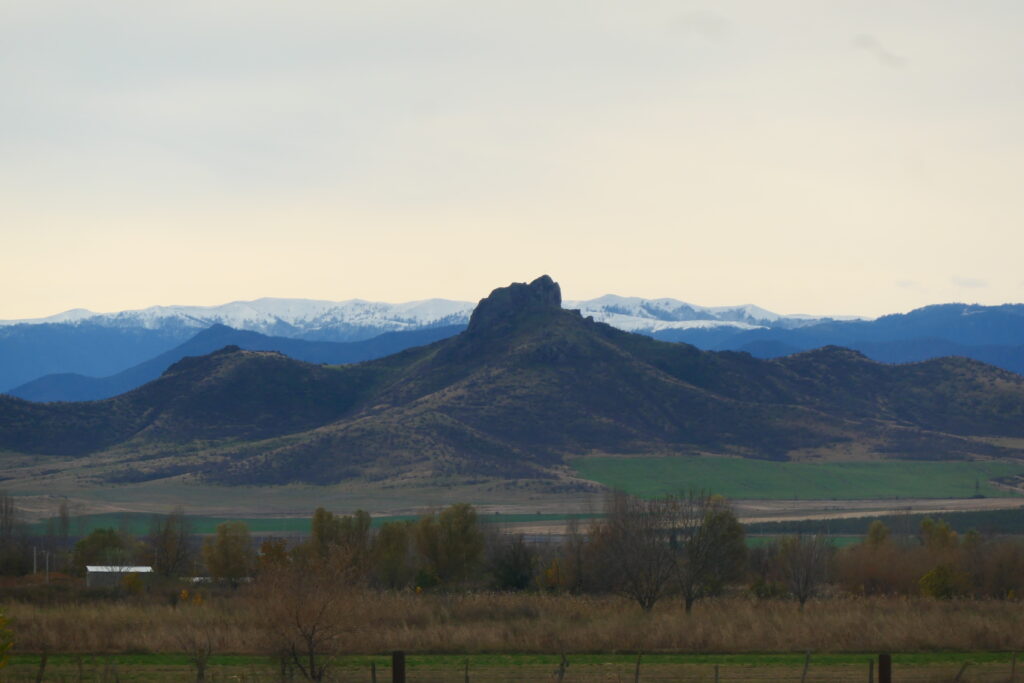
[0,298,473,341]
[0,295,850,341]
[564,295,846,332]
[4,291,1024,401]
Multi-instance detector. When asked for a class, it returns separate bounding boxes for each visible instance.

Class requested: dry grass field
[7,592,1024,656]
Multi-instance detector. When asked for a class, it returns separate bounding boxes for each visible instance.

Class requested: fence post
[1013,653,1018,683]
[371,661,377,683]
[878,654,891,683]
[867,658,873,683]
[800,651,811,683]
[392,651,406,683]
[555,653,569,682]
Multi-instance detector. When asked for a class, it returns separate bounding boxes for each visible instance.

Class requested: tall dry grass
[6,592,1024,655]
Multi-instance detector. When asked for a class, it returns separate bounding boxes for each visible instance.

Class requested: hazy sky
[3,1,1023,319]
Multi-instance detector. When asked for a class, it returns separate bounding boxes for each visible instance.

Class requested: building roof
[85,566,154,573]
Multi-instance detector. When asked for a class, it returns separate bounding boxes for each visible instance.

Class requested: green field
[746,534,864,548]
[28,511,597,537]
[571,456,1024,500]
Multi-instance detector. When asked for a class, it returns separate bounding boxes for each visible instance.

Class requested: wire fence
[2,654,1020,682]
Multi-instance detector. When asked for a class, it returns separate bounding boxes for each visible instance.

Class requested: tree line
[3,491,1024,608]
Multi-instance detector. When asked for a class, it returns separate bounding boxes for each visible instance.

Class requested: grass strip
[7,651,1019,668]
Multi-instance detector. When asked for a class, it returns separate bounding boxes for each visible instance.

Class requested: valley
[3,276,1024,523]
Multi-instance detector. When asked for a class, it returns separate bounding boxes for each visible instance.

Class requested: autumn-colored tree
[414,503,484,585]
[972,539,1024,598]
[310,507,342,556]
[920,517,959,552]
[72,528,136,575]
[309,508,372,575]
[258,538,290,572]
[919,563,970,599]
[865,520,890,548]
[202,522,254,585]
[370,521,415,589]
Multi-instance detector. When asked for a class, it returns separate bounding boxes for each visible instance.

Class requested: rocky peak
[467,275,562,334]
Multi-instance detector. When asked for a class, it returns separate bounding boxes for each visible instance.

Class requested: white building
[85,565,153,588]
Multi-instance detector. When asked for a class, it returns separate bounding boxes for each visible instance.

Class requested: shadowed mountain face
[2,276,1024,485]
[656,303,1024,376]
[6,323,464,402]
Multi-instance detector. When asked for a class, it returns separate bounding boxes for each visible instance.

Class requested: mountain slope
[657,304,1024,375]
[7,324,463,402]
[0,324,192,391]
[2,276,1024,486]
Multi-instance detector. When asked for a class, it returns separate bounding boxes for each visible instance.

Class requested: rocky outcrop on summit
[467,275,563,335]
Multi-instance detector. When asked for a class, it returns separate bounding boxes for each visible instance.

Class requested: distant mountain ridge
[7,324,464,402]
[656,303,1024,375]
[1,276,1023,488]
[1,294,834,338]
[0,297,475,341]
[4,295,1024,398]
[0,295,840,393]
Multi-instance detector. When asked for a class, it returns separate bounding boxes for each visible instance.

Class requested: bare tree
[560,516,590,593]
[596,491,679,611]
[175,602,214,682]
[0,492,16,542]
[673,493,746,614]
[778,534,831,608]
[256,550,363,681]
[150,507,194,578]
[0,492,27,575]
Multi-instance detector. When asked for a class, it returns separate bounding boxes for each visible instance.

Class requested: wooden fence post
[371,661,377,683]
[392,651,406,683]
[1013,652,1018,682]
[800,651,811,683]
[878,654,891,683]
[555,653,569,682]
[867,658,873,683]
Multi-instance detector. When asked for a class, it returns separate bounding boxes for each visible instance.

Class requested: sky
[2,1,1023,319]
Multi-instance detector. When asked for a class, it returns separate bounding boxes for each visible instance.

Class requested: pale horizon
[4,1,1023,320]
